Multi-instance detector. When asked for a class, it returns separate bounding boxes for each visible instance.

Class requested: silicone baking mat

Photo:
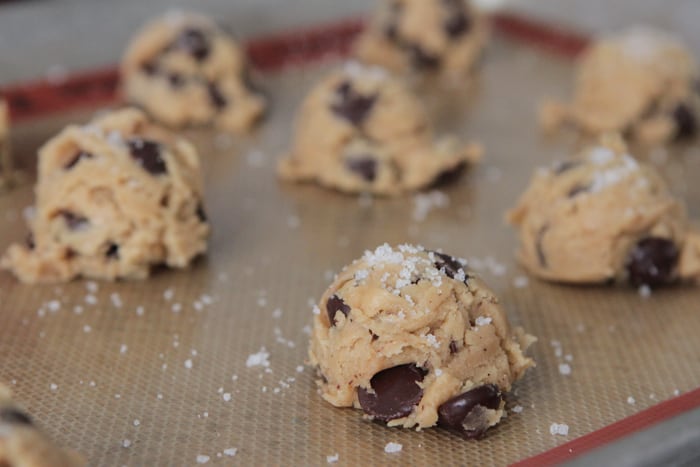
[1,13,700,466]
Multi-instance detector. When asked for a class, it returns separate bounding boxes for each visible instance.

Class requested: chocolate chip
[449,340,459,354]
[128,139,167,175]
[326,294,351,326]
[438,384,503,439]
[433,251,466,280]
[673,103,697,140]
[105,243,119,259]
[25,233,35,250]
[207,82,227,110]
[444,12,470,38]
[59,211,89,231]
[409,45,441,71]
[168,73,185,88]
[64,150,94,170]
[552,160,580,175]
[536,225,549,268]
[0,407,33,426]
[196,204,208,223]
[567,183,591,198]
[357,364,426,422]
[174,28,211,62]
[331,81,377,127]
[141,62,158,76]
[346,156,377,182]
[383,1,403,42]
[626,237,679,287]
[430,162,466,188]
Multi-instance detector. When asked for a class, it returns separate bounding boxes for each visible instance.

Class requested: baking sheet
[1,35,700,466]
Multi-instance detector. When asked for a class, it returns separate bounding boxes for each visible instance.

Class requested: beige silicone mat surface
[1,36,700,466]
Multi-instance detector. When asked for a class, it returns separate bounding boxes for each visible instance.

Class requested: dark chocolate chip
[0,407,33,426]
[430,162,466,188]
[167,73,185,88]
[59,211,89,231]
[626,237,679,287]
[346,156,378,182]
[444,12,470,38]
[128,139,167,175]
[433,251,466,280]
[383,1,403,42]
[326,294,351,326]
[449,340,459,354]
[673,103,697,140]
[331,81,377,127]
[207,82,227,110]
[174,28,211,62]
[567,183,591,198]
[357,364,426,422]
[552,160,580,175]
[438,384,503,439]
[64,150,94,170]
[25,233,35,250]
[536,225,549,268]
[141,62,158,76]
[409,45,441,71]
[105,243,119,259]
[196,204,208,223]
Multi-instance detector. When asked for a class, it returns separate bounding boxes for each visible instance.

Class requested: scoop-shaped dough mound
[508,136,700,286]
[278,62,481,195]
[354,0,489,82]
[0,384,85,467]
[2,108,209,283]
[121,11,266,133]
[541,27,699,145]
[309,244,535,438]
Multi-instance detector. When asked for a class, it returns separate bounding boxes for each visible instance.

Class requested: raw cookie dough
[508,136,700,286]
[309,244,535,438]
[540,27,700,145]
[0,384,85,467]
[0,99,12,190]
[2,108,209,283]
[121,11,266,133]
[353,0,489,82]
[278,62,482,195]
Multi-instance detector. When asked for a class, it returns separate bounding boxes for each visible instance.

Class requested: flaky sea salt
[384,442,403,453]
[549,423,569,436]
[50,383,58,391]
[627,396,636,405]
[122,439,131,448]
[184,359,193,369]
[246,348,270,368]
[512,405,524,413]
[196,455,210,464]
[638,285,652,298]
[412,190,449,222]
[223,393,232,402]
[327,453,339,463]
[223,448,237,457]
[558,363,571,376]
[120,344,128,355]
[475,316,492,326]
[513,276,529,288]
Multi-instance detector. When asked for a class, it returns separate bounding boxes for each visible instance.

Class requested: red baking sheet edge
[2,9,691,466]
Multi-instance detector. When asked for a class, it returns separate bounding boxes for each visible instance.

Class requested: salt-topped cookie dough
[2,108,209,283]
[354,0,489,82]
[121,11,266,133]
[508,136,700,286]
[0,384,85,467]
[309,244,535,438]
[541,27,699,145]
[278,62,481,195]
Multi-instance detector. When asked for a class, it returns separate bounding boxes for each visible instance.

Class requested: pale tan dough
[121,11,267,133]
[508,136,700,286]
[354,0,489,83]
[0,100,13,190]
[540,27,700,145]
[278,62,482,196]
[1,108,209,283]
[309,244,535,435]
[0,384,85,467]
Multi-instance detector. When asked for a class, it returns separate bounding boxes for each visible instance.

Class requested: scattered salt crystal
[86,281,99,293]
[184,359,193,369]
[565,354,573,362]
[327,453,339,463]
[135,306,144,316]
[47,300,61,312]
[172,303,182,313]
[412,190,449,222]
[110,293,123,308]
[287,215,301,229]
[83,325,92,333]
[257,297,267,307]
[638,285,652,298]
[549,423,569,436]
[223,392,232,402]
[85,294,97,305]
[133,420,140,427]
[74,305,84,315]
[673,389,680,396]
[312,305,320,316]
[512,405,524,413]
[246,348,270,368]
[384,442,403,453]
[627,396,636,405]
[558,363,571,375]
[475,316,492,326]
[157,394,163,400]
[120,344,128,355]
[296,365,304,373]
[163,288,175,301]
[513,276,529,288]
[224,448,238,457]
[425,334,439,348]
[50,383,58,391]
[435,368,443,377]
[196,455,210,464]
[122,439,132,448]
[272,308,283,319]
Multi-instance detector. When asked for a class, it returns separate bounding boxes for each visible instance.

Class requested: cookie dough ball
[541,27,699,145]
[0,100,12,190]
[121,11,266,133]
[508,136,700,286]
[278,62,481,195]
[353,0,488,82]
[309,244,535,438]
[1,108,209,283]
[0,384,85,466]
